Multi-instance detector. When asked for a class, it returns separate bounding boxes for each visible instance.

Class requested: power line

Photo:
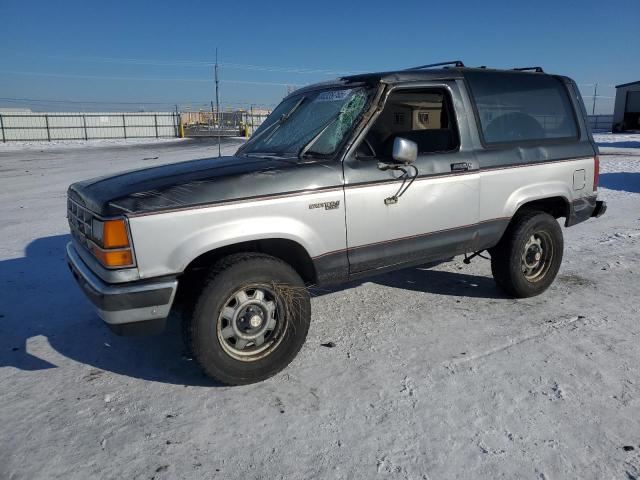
[0,52,627,84]
[0,97,176,105]
[0,97,274,105]
[0,52,361,76]
[0,97,276,112]
[1,70,305,87]
[1,71,621,94]
[1,53,629,84]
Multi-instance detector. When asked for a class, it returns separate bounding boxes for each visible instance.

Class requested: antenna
[215,48,221,157]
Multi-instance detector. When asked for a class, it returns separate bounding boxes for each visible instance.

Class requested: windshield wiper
[297,111,342,159]
[239,96,306,155]
[244,152,296,159]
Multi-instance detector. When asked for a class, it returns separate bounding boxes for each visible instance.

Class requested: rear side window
[466,71,578,145]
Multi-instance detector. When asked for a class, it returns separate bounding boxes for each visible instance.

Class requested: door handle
[451,162,472,172]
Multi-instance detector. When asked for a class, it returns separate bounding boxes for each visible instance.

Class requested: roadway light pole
[215,48,221,157]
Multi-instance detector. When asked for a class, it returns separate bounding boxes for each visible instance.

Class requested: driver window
[357,88,459,159]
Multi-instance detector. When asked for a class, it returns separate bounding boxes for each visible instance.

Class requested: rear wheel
[185,253,311,385]
[489,211,563,298]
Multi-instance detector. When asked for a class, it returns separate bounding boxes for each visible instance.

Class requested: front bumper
[66,242,177,335]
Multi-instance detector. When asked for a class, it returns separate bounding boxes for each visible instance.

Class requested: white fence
[0,112,179,142]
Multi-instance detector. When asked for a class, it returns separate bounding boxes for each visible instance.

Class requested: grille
[67,197,94,249]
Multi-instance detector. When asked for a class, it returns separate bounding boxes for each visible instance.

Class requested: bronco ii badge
[308,200,340,210]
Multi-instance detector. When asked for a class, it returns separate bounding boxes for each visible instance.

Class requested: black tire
[489,211,563,298]
[185,253,311,385]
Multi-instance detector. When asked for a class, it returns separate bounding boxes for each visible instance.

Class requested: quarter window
[465,71,578,145]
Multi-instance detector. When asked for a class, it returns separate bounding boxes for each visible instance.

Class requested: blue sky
[1,0,638,113]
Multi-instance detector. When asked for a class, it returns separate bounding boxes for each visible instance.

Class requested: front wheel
[185,253,311,385]
[489,211,564,298]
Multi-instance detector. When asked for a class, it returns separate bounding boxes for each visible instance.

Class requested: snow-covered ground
[593,132,640,148]
[1,136,639,479]
[0,136,191,152]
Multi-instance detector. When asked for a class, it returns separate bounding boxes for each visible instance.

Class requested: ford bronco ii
[67,61,606,384]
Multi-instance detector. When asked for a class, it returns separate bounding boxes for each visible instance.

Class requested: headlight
[91,218,104,245]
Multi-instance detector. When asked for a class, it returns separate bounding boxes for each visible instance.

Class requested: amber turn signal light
[91,245,134,268]
[102,219,130,248]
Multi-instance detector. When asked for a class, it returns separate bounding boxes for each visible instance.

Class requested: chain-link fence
[181,110,271,138]
[0,109,274,142]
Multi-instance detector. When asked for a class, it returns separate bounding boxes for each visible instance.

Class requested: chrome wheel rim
[217,285,285,361]
[521,231,554,282]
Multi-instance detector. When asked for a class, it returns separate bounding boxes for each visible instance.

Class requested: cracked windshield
[241,87,370,157]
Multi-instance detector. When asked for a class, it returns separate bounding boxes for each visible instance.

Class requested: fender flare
[503,181,572,219]
[169,216,319,274]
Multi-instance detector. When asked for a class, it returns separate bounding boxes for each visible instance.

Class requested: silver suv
[66,61,606,384]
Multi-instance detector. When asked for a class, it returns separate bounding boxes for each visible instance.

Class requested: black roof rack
[405,60,465,71]
[513,66,544,73]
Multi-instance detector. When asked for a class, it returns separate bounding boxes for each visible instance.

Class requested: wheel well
[516,196,570,219]
[179,239,317,288]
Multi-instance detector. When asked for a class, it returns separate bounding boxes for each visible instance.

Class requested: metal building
[613,80,640,132]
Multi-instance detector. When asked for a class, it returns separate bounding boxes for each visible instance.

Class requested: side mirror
[392,137,417,164]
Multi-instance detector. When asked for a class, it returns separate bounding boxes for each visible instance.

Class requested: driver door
[343,82,480,274]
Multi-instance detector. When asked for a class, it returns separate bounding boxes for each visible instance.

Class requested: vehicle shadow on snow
[310,262,507,299]
[0,235,504,385]
[0,234,220,387]
[596,140,640,149]
[599,172,640,194]
[372,266,507,298]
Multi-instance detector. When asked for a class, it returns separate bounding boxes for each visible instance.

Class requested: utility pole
[592,83,598,116]
[174,104,180,138]
[250,104,254,136]
[215,48,221,157]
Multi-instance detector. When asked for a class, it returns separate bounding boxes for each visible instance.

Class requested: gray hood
[68,154,343,216]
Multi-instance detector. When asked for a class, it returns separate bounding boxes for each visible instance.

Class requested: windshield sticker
[315,89,353,102]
